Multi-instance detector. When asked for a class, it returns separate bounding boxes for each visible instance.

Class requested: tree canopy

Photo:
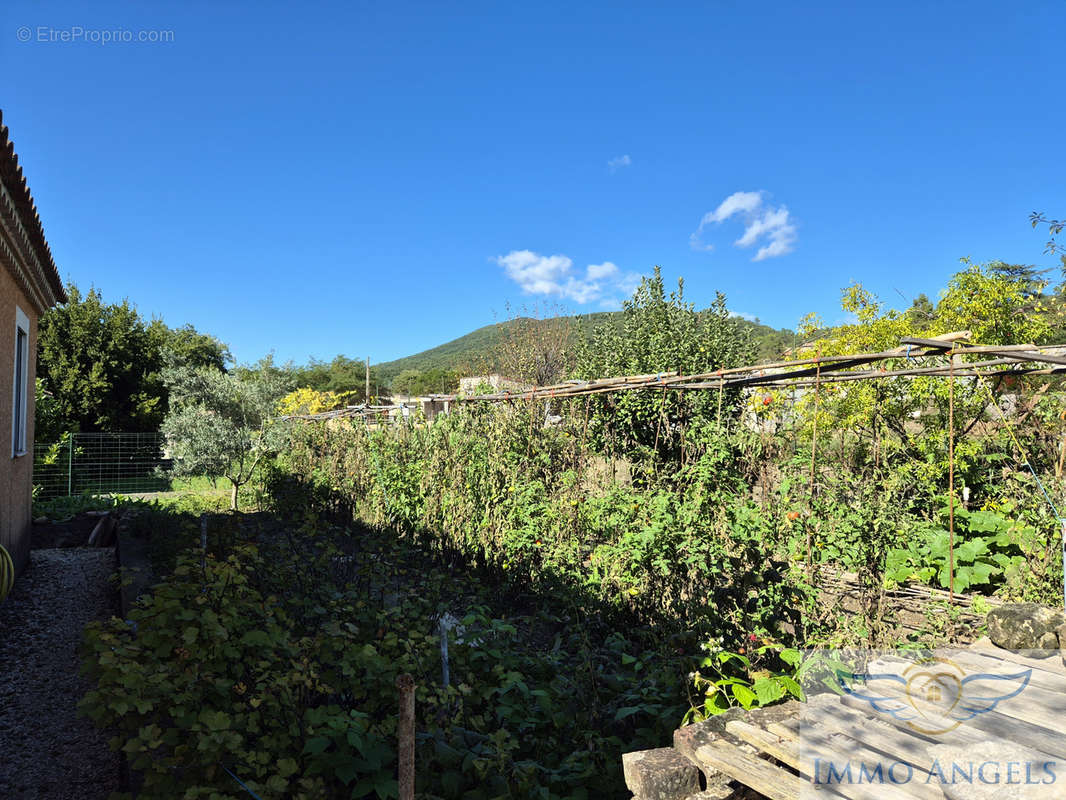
[390,367,458,397]
[161,358,290,509]
[576,266,755,463]
[36,283,230,435]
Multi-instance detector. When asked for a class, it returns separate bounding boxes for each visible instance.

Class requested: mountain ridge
[374,311,796,385]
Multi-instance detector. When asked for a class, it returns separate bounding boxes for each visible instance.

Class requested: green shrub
[81,517,689,798]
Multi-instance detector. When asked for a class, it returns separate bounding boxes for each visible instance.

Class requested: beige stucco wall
[0,264,37,574]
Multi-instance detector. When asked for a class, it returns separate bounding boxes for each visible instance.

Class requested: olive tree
[161,360,290,510]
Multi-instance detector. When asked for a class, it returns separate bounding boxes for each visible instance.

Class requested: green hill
[375,312,795,387]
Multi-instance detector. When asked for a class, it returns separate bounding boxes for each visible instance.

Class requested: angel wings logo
[836,656,1031,735]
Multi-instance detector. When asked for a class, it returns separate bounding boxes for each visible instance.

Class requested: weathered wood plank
[801,727,938,800]
[967,639,1066,676]
[966,696,1066,745]
[839,677,1066,760]
[767,718,800,742]
[688,639,1066,800]
[803,704,953,800]
[725,719,802,771]
[695,739,804,800]
[948,649,1066,692]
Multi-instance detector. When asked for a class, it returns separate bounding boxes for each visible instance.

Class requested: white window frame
[12,305,29,457]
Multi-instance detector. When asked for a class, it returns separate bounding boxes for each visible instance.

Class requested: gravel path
[0,548,122,799]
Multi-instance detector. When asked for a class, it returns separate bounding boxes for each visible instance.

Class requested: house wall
[419,398,449,423]
[0,264,37,574]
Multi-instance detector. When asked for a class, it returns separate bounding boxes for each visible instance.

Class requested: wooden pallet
[689,643,1066,800]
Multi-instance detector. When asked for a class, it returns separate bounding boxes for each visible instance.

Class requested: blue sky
[2,1,1063,364]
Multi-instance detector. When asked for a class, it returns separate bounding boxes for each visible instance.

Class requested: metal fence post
[67,434,73,497]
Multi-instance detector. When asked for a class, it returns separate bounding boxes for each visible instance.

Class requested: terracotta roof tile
[0,110,67,305]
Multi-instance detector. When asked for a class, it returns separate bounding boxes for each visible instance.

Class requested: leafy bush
[32,490,126,520]
[885,505,1038,594]
[81,504,691,799]
[575,267,754,466]
[78,258,1066,799]
[280,403,809,649]
[683,645,808,722]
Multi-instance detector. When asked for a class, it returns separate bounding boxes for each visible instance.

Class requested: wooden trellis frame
[440,334,1066,402]
[287,333,1066,608]
[285,335,1066,416]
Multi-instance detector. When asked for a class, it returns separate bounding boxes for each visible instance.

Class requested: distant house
[0,111,67,576]
[417,396,450,423]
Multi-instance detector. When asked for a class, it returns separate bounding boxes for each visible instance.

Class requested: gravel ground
[0,548,122,799]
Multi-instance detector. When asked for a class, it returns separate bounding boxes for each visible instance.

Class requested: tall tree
[285,354,387,403]
[390,367,458,396]
[1030,211,1065,269]
[32,378,64,444]
[37,283,232,435]
[575,266,754,462]
[37,284,164,432]
[152,321,232,371]
[491,303,576,386]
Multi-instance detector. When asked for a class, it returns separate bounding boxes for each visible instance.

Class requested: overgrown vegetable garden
[78,262,1066,798]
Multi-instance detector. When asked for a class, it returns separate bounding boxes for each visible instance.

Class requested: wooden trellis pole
[1057,411,1066,478]
[396,674,415,800]
[807,359,821,573]
[948,349,956,602]
[653,385,668,455]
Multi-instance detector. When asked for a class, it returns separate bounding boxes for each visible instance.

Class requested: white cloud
[494,251,639,305]
[607,154,632,172]
[586,261,618,280]
[690,190,797,260]
[734,207,790,247]
[699,191,763,226]
[753,237,794,261]
[688,235,714,252]
[495,250,573,295]
[618,272,643,296]
[731,311,758,322]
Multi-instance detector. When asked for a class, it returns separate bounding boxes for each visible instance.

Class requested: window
[12,306,29,456]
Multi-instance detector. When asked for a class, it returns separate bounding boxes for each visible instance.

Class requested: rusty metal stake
[396,673,415,800]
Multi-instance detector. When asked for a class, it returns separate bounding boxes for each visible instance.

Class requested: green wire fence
[33,432,170,500]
